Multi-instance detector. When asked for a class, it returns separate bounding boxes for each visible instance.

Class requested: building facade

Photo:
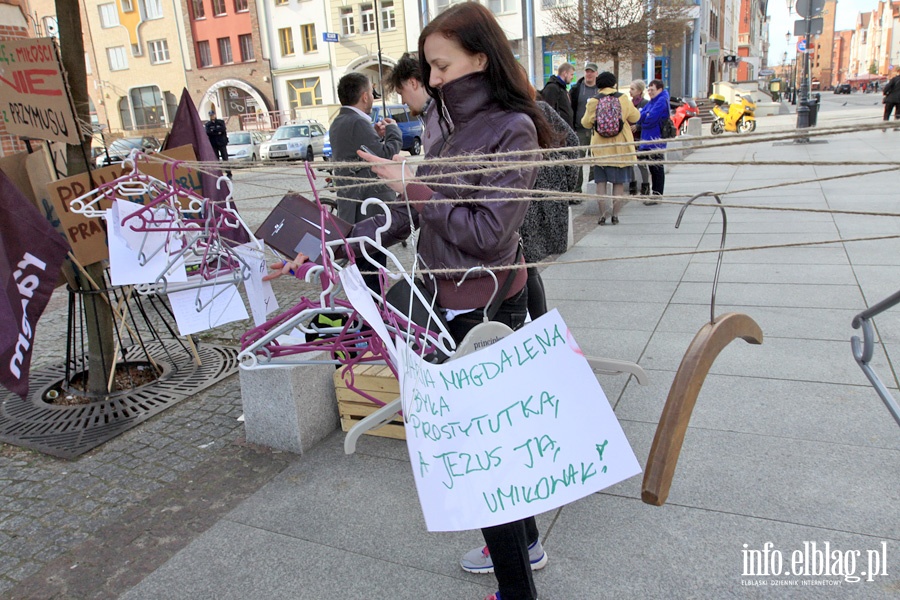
[180,0,275,127]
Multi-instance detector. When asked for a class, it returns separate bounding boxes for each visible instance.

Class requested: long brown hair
[418,2,557,148]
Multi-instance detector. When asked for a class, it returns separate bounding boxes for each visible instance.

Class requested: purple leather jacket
[353,71,540,310]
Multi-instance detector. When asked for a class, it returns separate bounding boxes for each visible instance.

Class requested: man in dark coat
[568,62,599,193]
[883,75,900,122]
[205,108,231,177]
[539,63,574,127]
[330,72,402,291]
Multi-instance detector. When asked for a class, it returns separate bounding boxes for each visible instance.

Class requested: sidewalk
[5,110,900,599]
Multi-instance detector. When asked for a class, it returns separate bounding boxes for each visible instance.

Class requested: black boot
[629,181,638,195]
[640,183,651,196]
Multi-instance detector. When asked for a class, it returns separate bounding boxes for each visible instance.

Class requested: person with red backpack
[581,71,640,225]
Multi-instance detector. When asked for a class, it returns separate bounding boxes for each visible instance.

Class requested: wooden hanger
[642,193,764,506]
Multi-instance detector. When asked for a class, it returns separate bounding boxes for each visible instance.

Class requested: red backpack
[594,92,624,137]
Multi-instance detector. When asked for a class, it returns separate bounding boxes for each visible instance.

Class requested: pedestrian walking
[205,108,231,178]
[539,62,575,127]
[638,79,670,204]
[628,79,651,197]
[570,62,599,193]
[883,74,900,124]
[581,71,640,225]
[521,96,580,318]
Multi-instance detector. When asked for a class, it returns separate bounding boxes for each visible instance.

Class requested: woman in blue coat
[638,79,670,203]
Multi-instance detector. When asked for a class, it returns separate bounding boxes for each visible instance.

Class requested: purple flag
[163,89,250,244]
[0,169,71,398]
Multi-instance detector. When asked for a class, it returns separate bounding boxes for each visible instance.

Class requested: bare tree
[546,0,693,81]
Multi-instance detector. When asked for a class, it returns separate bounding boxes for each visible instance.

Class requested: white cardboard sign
[395,309,642,532]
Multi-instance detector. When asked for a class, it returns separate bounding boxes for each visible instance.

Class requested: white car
[227,131,267,162]
[260,121,326,161]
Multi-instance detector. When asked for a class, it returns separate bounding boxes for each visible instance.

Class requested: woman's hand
[262,252,309,282]
[357,150,415,194]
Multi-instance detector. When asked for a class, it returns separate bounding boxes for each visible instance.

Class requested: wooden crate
[334,364,405,440]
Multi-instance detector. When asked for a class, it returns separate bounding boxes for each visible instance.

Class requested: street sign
[798,39,807,52]
[759,69,775,76]
[705,41,720,56]
[794,17,823,37]
[796,0,826,19]
[322,32,339,43]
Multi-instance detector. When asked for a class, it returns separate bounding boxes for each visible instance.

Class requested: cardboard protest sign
[0,169,71,398]
[0,38,79,144]
[395,310,642,531]
[45,145,202,266]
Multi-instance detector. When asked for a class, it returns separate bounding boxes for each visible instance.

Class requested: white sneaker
[460,539,548,574]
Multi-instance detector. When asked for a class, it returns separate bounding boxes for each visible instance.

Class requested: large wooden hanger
[642,193,764,506]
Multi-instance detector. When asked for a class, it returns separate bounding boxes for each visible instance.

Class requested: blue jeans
[446,286,539,600]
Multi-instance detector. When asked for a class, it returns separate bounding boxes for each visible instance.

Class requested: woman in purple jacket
[357,4,558,599]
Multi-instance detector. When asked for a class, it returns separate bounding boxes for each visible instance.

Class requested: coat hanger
[642,192,764,507]
[851,289,900,427]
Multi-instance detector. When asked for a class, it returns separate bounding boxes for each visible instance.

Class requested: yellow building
[80,0,191,133]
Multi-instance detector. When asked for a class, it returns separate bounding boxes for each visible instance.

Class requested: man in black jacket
[205,109,231,178]
[540,63,574,127]
[883,74,900,123]
[569,62,599,193]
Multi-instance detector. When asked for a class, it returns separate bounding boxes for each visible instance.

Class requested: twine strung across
[350,233,900,279]
[140,118,900,187]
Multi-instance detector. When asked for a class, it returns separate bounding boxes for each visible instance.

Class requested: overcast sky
[768,0,878,65]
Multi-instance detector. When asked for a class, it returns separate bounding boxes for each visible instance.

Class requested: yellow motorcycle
[709,94,757,134]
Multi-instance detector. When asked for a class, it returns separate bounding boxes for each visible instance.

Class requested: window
[381,1,395,30]
[85,52,92,75]
[198,40,212,67]
[278,28,294,56]
[488,0,515,13]
[107,46,128,71]
[121,0,134,12]
[218,37,233,63]
[239,34,254,61]
[130,85,164,128]
[118,97,133,129]
[301,24,317,53]
[234,0,248,10]
[212,0,226,15]
[436,0,463,11]
[131,42,143,57]
[288,77,322,108]
[141,0,163,19]
[148,39,170,64]
[340,8,355,35]
[274,0,287,5]
[165,91,178,125]
[99,4,119,27]
[191,0,205,18]
[361,4,375,33]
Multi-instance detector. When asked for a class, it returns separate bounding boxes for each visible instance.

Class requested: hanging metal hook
[457,266,500,323]
[676,192,728,325]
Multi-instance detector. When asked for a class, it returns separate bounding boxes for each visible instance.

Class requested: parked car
[371,104,424,155]
[95,136,161,167]
[227,131,267,161]
[323,131,331,161]
[834,83,852,94]
[259,121,326,161]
